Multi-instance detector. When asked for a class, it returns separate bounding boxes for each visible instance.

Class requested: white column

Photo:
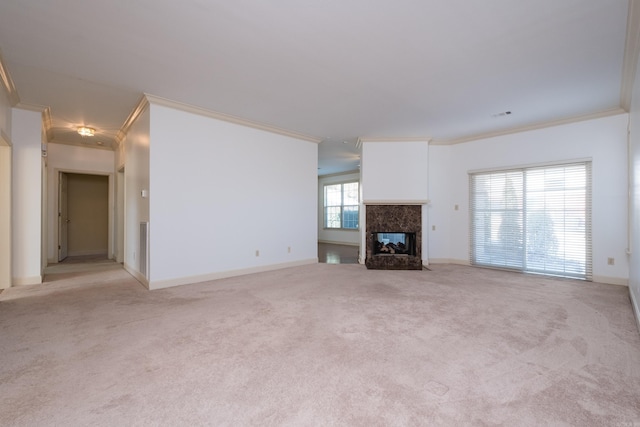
[12,108,43,285]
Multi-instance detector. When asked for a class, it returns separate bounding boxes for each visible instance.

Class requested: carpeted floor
[1,261,639,426]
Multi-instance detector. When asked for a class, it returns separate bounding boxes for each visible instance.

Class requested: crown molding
[13,102,54,143]
[42,107,53,142]
[0,129,11,147]
[621,0,640,111]
[0,50,19,106]
[14,103,53,142]
[358,136,432,143]
[116,94,150,145]
[144,93,323,143]
[14,102,47,112]
[431,108,627,145]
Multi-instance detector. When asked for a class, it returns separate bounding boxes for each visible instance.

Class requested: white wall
[426,145,453,263]
[318,171,361,246]
[0,87,10,137]
[0,88,11,288]
[628,48,640,330]
[123,108,150,283]
[429,114,629,285]
[11,108,42,285]
[46,143,115,262]
[361,141,429,202]
[147,102,318,289]
[41,153,47,275]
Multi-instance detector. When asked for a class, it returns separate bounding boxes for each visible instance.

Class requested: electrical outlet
[255,250,260,257]
[454,204,459,211]
[607,257,615,265]
[432,225,436,231]
[288,246,291,253]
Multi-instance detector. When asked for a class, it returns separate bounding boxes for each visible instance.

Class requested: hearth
[365,205,422,270]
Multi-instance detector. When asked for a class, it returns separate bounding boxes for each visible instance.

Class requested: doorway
[58,173,109,262]
[317,243,359,264]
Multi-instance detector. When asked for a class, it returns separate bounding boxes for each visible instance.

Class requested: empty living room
[1,1,640,425]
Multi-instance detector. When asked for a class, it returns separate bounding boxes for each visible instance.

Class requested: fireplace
[373,232,417,256]
[365,205,422,270]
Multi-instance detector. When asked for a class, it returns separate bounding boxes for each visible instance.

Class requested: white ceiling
[0,0,632,175]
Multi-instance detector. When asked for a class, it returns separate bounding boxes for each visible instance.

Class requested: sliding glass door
[470,162,591,280]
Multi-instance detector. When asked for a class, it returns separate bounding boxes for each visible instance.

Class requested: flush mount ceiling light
[77,126,95,137]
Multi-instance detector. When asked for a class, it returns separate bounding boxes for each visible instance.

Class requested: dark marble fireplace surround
[365,204,422,270]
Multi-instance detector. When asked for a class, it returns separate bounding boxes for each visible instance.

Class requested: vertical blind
[470,162,592,280]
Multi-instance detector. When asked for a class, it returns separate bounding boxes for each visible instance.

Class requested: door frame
[116,166,125,263]
[52,168,114,263]
[58,172,68,261]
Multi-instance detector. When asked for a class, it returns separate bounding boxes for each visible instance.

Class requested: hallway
[43,255,126,286]
[317,243,359,264]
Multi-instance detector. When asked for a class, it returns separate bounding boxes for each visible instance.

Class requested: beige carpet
[1,261,639,426]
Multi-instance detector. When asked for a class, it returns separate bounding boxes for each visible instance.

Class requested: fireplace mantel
[364,199,429,206]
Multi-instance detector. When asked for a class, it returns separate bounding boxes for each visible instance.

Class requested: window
[324,182,359,229]
[470,162,591,280]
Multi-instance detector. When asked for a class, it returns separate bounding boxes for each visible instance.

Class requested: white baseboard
[148,258,319,290]
[630,288,640,336]
[124,263,149,289]
[427,258,471,266]
[12,275,42,286]
[592,275,628,286]
[425,262,628,286]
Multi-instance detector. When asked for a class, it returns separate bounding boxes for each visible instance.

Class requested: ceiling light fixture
[77,126,95,137]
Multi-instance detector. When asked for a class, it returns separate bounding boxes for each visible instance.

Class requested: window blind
[470,161,592,280]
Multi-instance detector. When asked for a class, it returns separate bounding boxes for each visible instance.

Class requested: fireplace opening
[373,232,417,256]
